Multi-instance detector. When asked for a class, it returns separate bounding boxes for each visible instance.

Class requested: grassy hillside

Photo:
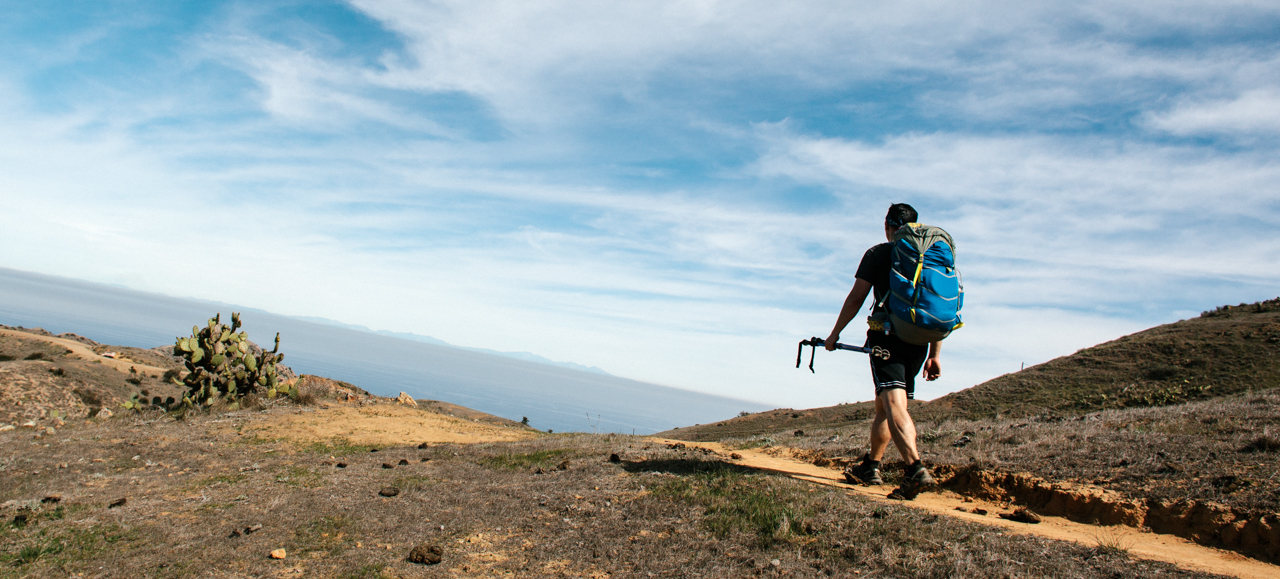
[935,297,1280,419]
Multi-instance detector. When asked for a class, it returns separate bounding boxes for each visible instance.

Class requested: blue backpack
[884,223,964,345]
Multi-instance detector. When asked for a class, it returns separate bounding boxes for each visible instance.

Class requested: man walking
[826,203,940,499]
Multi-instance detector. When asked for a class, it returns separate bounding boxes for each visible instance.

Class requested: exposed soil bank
[942,467,1280,564]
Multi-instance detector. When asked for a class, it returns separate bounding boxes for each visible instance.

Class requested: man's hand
[923,357,941,381]
[825,331,840,351]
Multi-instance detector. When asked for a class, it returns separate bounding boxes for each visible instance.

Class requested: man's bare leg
[868,397,891,461]
[878,388,921,464]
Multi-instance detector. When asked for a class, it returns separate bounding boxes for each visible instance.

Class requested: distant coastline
[0,267,767,433]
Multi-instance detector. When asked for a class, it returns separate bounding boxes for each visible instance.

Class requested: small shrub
[16,540,63,565]
[481,449,573,470]
[1239,435,1280,453]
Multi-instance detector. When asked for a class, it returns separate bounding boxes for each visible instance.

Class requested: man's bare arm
[826,278,873,350]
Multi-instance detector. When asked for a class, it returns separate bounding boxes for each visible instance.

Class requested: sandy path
[0,327,173,376]
[231,403,539,446]
[650,438,1279,579]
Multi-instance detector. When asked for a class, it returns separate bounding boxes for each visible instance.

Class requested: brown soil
[229,402,537,446]
[0,327,175,378]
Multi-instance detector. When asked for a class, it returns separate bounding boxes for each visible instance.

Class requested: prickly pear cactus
[173,312,294,408]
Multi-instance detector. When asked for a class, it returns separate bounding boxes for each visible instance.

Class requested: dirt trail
[0,327,172,376]
[650,438,1280,579]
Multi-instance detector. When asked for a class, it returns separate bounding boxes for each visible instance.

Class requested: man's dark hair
[885,203,918,228]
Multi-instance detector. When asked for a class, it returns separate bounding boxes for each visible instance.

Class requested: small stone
[335,463,347,468]
[770,559,781,567]
[229,529,242,538]
[730,453,743,460]
[407,544,443,565]
[245,524,263,534]
[382,463,394,469]
[793,430,805,437]
[97,409,113,419]
[971,508,988,515]
[45,427,55,435]
[0,424,14,432]
[108,497,127,508]
[398,459,409,466]
[418,442,430,449]
[397,392,418,407]
[420,457,430,462]
[269,548,287,559]
[379,487,400,497]
[41,495,61,504]
[557,460,570,471]
[21,421,36,428]
[999,508,1041,524]
[608,453,621,463]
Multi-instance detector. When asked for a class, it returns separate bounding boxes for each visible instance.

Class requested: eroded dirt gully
[941,466,1280,566]
[650,438,1280,579]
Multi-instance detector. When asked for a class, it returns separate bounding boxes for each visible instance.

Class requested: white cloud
[1146,89,1280,136]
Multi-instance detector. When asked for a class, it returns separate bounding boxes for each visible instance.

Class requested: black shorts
[865,331,929,400]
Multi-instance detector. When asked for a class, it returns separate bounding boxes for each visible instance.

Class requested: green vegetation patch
[391,475,438,490]
[0,523,141,576]
[336,563,388,579]
[653,467,812,548]
[292,516,356,556]
[276,466,325,488]
[303,437,382,456]
[480,448,574,470]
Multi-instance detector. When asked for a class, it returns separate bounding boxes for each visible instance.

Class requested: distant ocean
[0,267,767,434]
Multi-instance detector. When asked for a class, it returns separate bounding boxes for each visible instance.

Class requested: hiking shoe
[843,462,883,486]
[888,466,935,500]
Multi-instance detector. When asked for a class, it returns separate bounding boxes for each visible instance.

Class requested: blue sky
[2,1,1278,408]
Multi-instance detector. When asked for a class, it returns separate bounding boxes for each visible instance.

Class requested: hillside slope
[934,297,1280,419]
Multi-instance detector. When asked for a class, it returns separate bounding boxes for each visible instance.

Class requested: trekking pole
[795,337,878,373]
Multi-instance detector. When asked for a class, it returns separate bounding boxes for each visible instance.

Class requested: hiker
[825,203,940,497]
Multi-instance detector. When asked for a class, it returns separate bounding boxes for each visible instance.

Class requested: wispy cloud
[1146,89,1280,137]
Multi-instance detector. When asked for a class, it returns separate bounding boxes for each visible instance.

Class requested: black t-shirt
[855,243,892,314]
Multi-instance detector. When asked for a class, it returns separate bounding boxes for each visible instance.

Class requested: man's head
[884,203,918,240]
